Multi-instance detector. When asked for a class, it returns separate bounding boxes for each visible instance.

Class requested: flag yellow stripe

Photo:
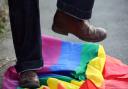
[47,78,79,89]
[86,45,106,87]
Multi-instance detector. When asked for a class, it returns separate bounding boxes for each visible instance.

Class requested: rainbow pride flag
[2,35,128,89]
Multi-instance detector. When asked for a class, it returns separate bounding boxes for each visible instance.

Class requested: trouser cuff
[57,0,92,20]
[15,58,43,73]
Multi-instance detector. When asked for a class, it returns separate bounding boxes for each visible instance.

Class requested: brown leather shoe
[19,70,40,88]
[52,10,107,42]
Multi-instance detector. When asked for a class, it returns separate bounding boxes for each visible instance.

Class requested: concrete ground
[0,0,128,88]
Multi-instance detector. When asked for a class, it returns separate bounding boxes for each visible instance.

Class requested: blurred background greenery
[0,0,8,35]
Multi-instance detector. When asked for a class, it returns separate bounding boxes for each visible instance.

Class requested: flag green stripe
[72,43,99,80]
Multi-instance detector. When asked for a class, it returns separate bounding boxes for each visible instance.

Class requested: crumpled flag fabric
[2,35,128,89]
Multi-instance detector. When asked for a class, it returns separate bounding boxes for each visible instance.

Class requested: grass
[0,9,8,34]
[0,0,8,35]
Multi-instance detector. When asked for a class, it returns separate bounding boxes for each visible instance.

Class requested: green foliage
[0,7,8,34]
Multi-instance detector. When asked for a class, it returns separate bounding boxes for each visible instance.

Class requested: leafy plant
[0,0,8,34]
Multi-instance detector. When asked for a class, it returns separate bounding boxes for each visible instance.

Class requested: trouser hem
[15,58,43,73]
[57,0,92,20]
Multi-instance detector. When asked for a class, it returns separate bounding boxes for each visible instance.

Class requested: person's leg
[8,0,43,88]
[52,0,107,42]
[57,0,94,20]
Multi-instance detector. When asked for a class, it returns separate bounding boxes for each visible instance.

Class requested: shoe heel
[52,25,68,35]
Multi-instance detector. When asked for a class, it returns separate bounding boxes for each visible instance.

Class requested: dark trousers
[8,0,94,73]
